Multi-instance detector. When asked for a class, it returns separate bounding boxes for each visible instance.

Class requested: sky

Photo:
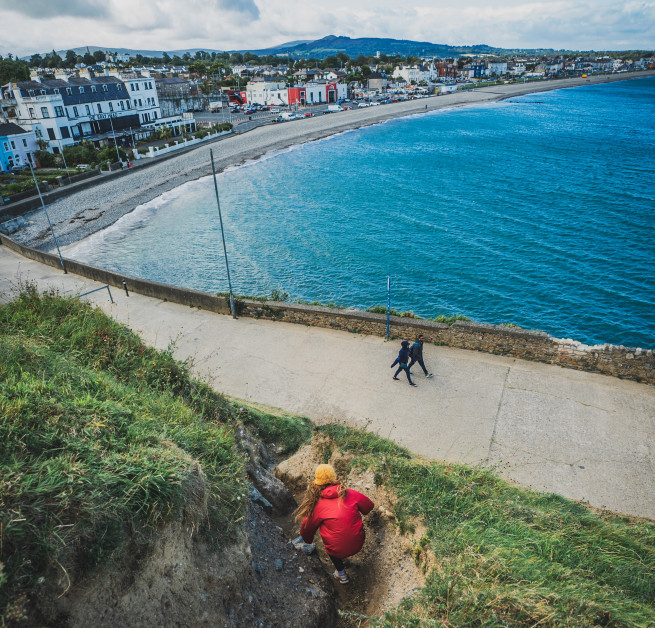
[0,0,653,58]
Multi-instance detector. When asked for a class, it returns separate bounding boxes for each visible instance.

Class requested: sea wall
[2,234,653,385]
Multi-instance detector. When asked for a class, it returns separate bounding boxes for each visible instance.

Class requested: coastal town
[1,8,655,622]
[1,48,654,176]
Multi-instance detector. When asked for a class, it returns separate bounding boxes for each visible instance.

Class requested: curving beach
[11,70,655,252]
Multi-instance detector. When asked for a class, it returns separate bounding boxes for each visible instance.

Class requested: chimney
[54,70,67,80]
[30,70,41,83]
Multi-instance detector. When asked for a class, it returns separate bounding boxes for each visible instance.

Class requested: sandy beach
[10,70,655,252]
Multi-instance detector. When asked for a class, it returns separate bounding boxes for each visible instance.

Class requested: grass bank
[0,287,309,623]
[319,424,655,627]
[2,289,653,626]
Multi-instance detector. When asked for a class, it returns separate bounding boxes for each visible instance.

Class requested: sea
[65,77,655,349]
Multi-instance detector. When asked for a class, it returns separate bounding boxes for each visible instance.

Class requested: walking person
[408,334,434,378]
[296,464,374,584]
[391,340,416,386]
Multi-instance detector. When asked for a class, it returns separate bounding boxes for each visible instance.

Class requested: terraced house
[0,69,193,153]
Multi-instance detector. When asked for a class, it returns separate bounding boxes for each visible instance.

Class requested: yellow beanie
[314,464,337,486]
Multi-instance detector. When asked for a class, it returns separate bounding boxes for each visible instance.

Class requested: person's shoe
[426,373,434,378]
[333,570,350,584]
[410,382,417,387]
[393,377,399,380]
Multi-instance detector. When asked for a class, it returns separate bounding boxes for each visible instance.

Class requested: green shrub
[34,150,56,168]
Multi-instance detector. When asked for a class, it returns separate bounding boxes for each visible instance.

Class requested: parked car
[9,165,25,174]
[270,107,281,113]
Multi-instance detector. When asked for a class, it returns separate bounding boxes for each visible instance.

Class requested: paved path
[1,244,654,520]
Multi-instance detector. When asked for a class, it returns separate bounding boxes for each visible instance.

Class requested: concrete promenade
[1,244,654,520]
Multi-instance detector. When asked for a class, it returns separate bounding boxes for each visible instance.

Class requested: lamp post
[27,161,67,273]
[107,114,122,164]
[209,148,236,318]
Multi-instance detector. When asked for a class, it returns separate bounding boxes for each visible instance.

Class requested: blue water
[67,78,655,348]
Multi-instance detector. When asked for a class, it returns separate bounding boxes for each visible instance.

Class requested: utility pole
[209,148,236,318]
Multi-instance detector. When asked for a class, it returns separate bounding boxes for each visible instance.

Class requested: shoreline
[11,70,655,252]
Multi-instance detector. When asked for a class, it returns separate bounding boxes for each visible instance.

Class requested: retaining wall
[2,233,653,385]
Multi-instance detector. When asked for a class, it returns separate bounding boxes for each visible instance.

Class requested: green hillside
[1,288,653,626]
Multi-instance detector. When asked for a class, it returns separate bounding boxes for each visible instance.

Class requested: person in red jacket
[295,464,374,584]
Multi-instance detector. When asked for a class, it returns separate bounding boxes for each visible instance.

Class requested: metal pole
[209,148,236,318]
[108,114,121,164]
[28,162,67,273]
[386,275,391,341]
[57,139,72,185]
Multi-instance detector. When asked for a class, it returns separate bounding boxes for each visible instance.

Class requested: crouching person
[295,464,374,584]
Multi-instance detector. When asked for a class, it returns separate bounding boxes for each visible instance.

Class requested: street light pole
[27,162,67,273]
[209,148,236,318]
[107,114,122,164]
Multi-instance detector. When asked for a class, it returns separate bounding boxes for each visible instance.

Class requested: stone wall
[2,234,653,385]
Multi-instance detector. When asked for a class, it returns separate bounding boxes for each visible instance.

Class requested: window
[41,107,50,118]
[47,128,56,140]
[117,84,123,90]
[10,140,15,149]
[54,88,60,94]
[3,142,8,151]
[29,107,35,118]
[127,101,131,109]
[61,127,70,139]
[40,90,46,95]
[79,87,84,93]
[22,139,27,147]
[130,84,134,91]
[138,99,142,107]
[120,101,125,110]
[66,87,72,95]
[97,103,102,113]
[85,104,90,114]
[91,85,97,92]
[109,102,113,112]
[54,105,64,117]
[153,111,157,120]
[73,106,79,117]
[103,85,108,92]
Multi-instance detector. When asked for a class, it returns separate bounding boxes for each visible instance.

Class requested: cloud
[0,0,108,19]
[219,0,260,19]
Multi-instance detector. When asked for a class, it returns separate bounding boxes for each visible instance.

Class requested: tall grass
[0,287,306,621]
[318,424,655,627]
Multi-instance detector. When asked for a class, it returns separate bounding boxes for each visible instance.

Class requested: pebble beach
[10,71,654,252]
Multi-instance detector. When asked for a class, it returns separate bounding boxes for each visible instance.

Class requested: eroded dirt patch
[276,434,427,624]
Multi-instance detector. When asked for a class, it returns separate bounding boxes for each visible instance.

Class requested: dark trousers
[328,554,345,571]
[408,356,428,375]
[394,363,413,384]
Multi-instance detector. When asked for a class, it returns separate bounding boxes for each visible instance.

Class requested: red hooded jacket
[300,485,374,558]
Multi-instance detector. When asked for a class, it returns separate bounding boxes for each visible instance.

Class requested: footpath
[1,243,653,521]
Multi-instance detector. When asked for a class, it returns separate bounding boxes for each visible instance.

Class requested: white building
[392,65,430,84]
[487,62,508,76]
[246,79,287,106]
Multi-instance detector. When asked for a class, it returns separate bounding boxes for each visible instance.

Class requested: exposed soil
[276,434,427,625]
[14,432,425,627]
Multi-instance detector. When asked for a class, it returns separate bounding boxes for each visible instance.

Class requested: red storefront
[288,87,307,106]
[227,90,248,105]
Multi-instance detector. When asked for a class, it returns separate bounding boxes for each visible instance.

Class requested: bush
[63,141,98,167]
[34,150,56,168]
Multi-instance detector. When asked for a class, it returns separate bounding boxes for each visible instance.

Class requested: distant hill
[23,36,564,62]
[238,35,512,59]
[24,46,225,60]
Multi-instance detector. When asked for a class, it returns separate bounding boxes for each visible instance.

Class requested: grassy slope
[1,290,653,626]
[0,288,308,622]
[320,425,655,627]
